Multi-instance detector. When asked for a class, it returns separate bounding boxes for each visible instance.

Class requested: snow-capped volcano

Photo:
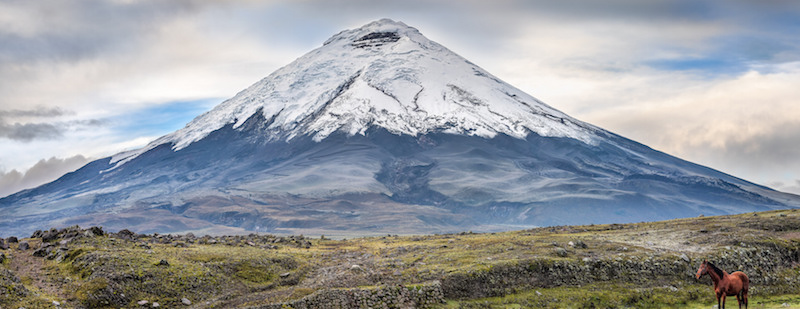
[114,19,594,165]
[2,19,798,237]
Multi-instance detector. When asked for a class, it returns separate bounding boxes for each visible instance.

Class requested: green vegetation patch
[442,283,711,309]
[234,260,277,284]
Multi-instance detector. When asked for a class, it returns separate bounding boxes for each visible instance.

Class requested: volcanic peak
[112,19,596,167]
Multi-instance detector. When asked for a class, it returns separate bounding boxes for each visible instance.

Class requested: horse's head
[696,260,708,279]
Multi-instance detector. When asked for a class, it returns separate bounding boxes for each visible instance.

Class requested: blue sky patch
[111,98,221,139]
[646,57,745,76]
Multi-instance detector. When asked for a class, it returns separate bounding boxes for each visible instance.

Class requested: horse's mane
[707,261,725,278]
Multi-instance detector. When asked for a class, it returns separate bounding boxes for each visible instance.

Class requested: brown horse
[696,260,749,309]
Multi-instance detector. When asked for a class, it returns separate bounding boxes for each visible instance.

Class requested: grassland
[1,209,799,308]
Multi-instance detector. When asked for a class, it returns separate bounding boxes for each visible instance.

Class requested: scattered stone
[0,238,7,250]
[0,252,5,263]
[18,241,29,251]
[156,259,169,266]
[554,247,568,257]
[32,247,49,257]
[138,300,149,306]
[535,290,542,296]
[572,239,588,249]
[181,298,192,305]
[52,300,60,307]
[115,229,138,241]
[7,236,18,243]
[667,286,678,292]
[679,253,690,263]
[151,302,160,307]
[41,228,59,242]
[280,272,291,278]
[88,226,104,236]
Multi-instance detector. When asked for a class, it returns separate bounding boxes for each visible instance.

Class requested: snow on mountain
[113,19,595,166]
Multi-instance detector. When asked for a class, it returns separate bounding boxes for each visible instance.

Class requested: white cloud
[0,155,91,197]
[553,63,800,190]
[773,180,800,196]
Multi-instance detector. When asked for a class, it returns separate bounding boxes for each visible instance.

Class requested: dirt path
[7,242,71,306]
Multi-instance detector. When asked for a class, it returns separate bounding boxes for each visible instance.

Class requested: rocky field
[1,209,799,308]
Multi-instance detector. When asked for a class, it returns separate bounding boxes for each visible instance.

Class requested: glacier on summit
[2,19,799,237]
[114,19,595,166]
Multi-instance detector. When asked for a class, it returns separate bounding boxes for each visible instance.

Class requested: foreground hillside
[2,209,799,308]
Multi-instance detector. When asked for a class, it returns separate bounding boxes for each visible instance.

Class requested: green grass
[1,209,799,308]
[441,284,800,309]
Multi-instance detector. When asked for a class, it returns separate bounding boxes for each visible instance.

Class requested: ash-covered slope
[1,19,798,237]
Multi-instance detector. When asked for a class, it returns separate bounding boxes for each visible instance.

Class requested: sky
[1,0,800,197]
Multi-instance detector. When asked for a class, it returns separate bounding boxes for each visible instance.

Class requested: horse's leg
[721,293,726,309]
[743,289,748,309]
[737,292,741,309]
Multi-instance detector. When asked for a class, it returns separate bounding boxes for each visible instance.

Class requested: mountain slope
[1,19,798,237]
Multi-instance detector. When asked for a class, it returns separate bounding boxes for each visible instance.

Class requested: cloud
[0,107,66,141]
[571,63,800,189]
[0,107,105,142]
[0,155,91,197]
[0,107,66,118]
[774,180,800,196]
[0,0,298,119]
[0,122,62,141]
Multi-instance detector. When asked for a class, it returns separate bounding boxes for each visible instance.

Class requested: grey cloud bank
[0,155,90,197]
